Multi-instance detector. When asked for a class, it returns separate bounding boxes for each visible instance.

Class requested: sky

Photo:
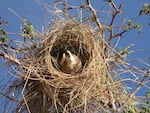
[0,0,150,112]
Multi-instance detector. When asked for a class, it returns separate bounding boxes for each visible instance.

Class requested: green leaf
[139,3,150,15]
[126,20,142,33]
[0,17,8,25]
[137,23,141,33]
[22,19,34,40]
[0,27,8,43]
[102,24,111,32]
[146,92,150,98]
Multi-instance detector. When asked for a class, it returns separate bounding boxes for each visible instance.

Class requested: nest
[6,20,130,113]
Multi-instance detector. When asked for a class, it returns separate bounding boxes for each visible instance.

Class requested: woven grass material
[14,20,128,113]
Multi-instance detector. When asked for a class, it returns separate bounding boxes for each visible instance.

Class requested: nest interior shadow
[50,30,92,74]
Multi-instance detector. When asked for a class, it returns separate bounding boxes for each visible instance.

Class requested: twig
[0,43,18,51]
[0,52,20,65]
[21,72,31,113]
[108,4,122,44]
[66,5,86,10]
[110,0,120,12]
[8,8,24,23]
[109,91,116,112]
[86,0,104,36]
[117,75,148,112]
[0,90,19,103]
[63,0,67,14]
[113,29,127,38]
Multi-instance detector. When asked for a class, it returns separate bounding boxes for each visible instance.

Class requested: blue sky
[0,0,150,112]
[0,0,149,48]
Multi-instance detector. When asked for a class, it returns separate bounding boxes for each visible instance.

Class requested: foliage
[139,92,150,113]
[125,20,141,33]
[139,3,150,26]
[0,17,8,43]
[139,3,150,15]
[22,19,34,40]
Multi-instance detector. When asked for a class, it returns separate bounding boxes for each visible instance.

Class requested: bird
[59,50,82,74]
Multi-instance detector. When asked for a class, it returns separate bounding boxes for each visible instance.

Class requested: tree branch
[86,0,104,38]
[110,0,120,12]
[108,4,122,44]
[0,52,20,65]
[0,90,19,103]
[117,75,148,112]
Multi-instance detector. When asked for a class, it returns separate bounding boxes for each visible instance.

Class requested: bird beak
[60,53,66,63]
[66,50,73,60]
[66,50,77,64]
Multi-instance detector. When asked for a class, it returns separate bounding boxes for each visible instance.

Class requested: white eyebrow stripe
[67,50,76,65]
[62,53,66,61]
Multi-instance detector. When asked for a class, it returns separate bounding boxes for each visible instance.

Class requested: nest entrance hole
[50,38,92,74]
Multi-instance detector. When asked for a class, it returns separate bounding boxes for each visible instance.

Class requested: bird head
[59,50,72,67]
[66,50,76,65]
[59,50,82,74]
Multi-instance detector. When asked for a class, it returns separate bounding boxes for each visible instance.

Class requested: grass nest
[5,20,130,113]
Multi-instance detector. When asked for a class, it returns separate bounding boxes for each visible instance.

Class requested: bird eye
[64,51,69,57]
